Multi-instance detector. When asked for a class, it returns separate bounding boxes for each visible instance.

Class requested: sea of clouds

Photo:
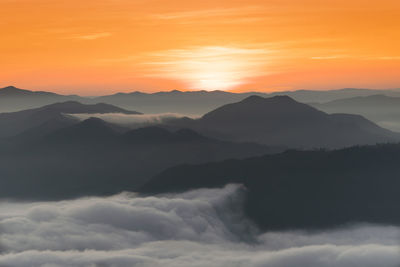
[0,184,399,267]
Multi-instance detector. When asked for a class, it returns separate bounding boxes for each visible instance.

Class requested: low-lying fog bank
[67,113,197,128]
[0,185,398,267]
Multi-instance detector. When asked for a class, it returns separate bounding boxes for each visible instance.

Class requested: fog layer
[0,185,398,267]
[68,113,196,128]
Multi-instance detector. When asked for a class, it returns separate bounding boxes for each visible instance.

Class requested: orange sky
[1,0,399,95]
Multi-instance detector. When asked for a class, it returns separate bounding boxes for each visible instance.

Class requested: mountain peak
[38,101,141,114]
[0,86,30,94]
[46,117,120,143]
[0,86,60,98]
[188,93,397,148]
[241,94,295,104]
[80,117,107,126]
[241,95,264,102]
[202,95,308,120]
[1,85,19,91]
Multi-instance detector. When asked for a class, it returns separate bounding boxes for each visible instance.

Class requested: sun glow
[145,46,273,91]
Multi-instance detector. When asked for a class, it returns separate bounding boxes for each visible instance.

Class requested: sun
[186,59,244,91]
[146,46,271,91]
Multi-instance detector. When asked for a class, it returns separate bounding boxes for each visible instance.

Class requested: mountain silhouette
[94,89,270,115]
[0,86,87,112]
[141,144,400,230]
[267,88,400,103]
[0,101,141,138]
[3,85,400,115]
[0,86,59,97]
[312,94,400,131]
[168,95,399,148]
[45,117,127,144]
[0,118,283,199]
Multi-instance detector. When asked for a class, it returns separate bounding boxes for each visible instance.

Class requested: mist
[1,184,398,267]
[67,113,197,128]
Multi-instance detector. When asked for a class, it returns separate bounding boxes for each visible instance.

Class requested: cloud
[311,55,400,61]
[0,184,399,267]
[151,6,265,20]
[65,32,112,40]
[67,112,194,127]
[311,55,348,60]
[375,56,400,60]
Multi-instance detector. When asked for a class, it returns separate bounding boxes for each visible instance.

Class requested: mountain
[268,88,400,103]
[46,117,127,143]
[3,85,400,115]
[94,88,400,115]
[141,144,400,230]
[0,85,61,97]
[94,90,270,115]
[0,101,141,138]
[167,95,399,148]
[0,86,87,112]
[0,118,284,200]
[312,94,400,131]
[0,86,268,115]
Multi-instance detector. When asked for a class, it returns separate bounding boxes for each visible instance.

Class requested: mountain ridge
[3,85,400,114]
[167,95,399,148]
[140,143,400,230]
[312,94,400,131]
[0,117,283,200]
[0,101,141,138]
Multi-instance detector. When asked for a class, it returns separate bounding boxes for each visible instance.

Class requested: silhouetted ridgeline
[167,95,400,148]
[0,101,141,138]
[0,86,87,112]
[141,144,400,230]
[312,94,400,131]
[0,118,281,200]
[2,85,400,114]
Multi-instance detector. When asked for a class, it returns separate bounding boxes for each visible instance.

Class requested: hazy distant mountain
[312,94,400,131]
[0,86,87,112]
[93,88,400,115]
[0,101,141,138]
[0,86,59,97]
[0,118,283,199]
[46,117,127,142]
[166,95,399,148]
[141,144,400,230]
[268,88,400,103]
[3,85,400,115]
[94,90,270,115]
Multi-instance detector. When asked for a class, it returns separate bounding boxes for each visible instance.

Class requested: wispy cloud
[152,6,265,20]
[149,6,272,25]
[375,56,400,60]
[311,55,348,60]
[68,113,194,127]
[64,32,112,40]
[311,55,400,60]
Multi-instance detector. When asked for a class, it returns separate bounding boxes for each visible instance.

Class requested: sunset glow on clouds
[0,0,399,94]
